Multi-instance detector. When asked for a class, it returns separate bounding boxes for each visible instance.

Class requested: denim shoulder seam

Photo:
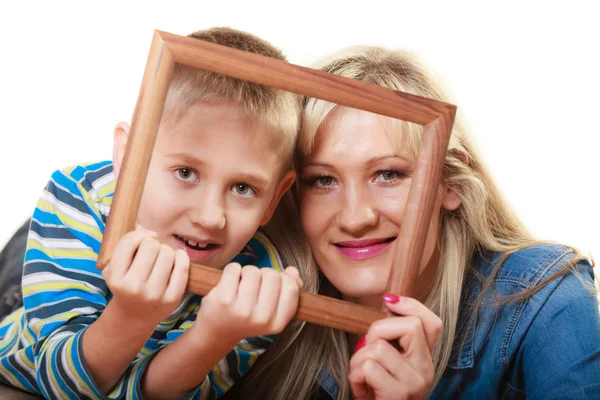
[530,249,572,286]
[500,296,527,371]
[494,277,528,287]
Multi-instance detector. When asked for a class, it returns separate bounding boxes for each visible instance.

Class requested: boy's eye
[174,168,198,182]
[374,170,406,183]
[232,183,256,198]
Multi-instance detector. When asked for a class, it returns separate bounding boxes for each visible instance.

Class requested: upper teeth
[184,239,208,249]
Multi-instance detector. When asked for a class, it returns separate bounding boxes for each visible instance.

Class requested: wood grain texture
[96,30,457,334]
[158,31,454,126]
[187,262,386,335]
[385,111,457,301]
[97,32,174,269]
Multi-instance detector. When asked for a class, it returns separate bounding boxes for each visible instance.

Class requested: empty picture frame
[96,30,456,335]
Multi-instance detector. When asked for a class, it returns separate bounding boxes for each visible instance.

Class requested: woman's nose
[336,186,378,234]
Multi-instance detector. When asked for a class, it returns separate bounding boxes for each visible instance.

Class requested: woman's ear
[112,122,131,181]
[443,185,462,211]
[443,149,469,211]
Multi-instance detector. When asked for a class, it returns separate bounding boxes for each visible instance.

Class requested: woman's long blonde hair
[222,46,589,399]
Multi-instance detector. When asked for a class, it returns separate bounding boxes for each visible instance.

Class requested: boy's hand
[193,263,302,345]
[102,227,190,328]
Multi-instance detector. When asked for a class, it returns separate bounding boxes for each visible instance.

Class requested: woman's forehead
[308,106,418,162]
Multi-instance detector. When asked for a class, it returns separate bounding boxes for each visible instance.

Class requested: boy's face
[113,102,295,268]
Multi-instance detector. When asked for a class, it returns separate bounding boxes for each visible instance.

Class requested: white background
[0,1,598,263]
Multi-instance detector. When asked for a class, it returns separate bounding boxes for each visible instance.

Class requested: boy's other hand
[102,227,191,328]
[193,263,302,345]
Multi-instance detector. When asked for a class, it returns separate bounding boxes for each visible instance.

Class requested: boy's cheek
[136,191,175,233]
[228,209,263,236]
[222,210,265,247]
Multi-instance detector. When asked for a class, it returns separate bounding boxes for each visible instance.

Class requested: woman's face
[298,106,460,304]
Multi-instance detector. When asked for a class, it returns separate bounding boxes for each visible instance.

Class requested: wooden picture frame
[96,30,456,335]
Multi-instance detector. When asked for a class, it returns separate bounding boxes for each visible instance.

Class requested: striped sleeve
[21,166,155,399]
[22,168,111,399]
[153,317,275,400]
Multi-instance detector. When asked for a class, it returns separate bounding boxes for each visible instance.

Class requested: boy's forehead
[160,102,266,139]
[154,104,286,178]
[158,102,290,164]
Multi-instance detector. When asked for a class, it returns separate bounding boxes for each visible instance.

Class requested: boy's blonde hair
[163,27,301,165]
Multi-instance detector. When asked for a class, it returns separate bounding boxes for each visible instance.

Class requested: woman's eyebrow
[302,161,332,169]
[366,154,412,166]
[303,155,412,169]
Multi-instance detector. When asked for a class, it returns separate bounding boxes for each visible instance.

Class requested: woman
[223,46,600,399]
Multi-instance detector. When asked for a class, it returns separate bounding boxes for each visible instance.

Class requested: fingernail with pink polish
[355,336,367,352]
[383,293,400,304]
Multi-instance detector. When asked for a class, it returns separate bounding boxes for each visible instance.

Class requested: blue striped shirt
[0,161,283,399]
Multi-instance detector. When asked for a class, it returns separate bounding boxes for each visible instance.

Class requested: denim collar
[320,368,339,399]
[446,251,492,370]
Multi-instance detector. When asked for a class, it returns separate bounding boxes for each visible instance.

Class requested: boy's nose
[190,208,226,230]
[188,193,226,231]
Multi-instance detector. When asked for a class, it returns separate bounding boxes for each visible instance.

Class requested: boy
[0,27,304,399]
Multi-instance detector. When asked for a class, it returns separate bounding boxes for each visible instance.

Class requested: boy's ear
[112,122,131,181]
[260,170,296,226]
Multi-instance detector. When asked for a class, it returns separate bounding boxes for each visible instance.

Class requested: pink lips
[334,238,394,260]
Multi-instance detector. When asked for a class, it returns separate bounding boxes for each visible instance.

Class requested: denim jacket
[318,244,600,399]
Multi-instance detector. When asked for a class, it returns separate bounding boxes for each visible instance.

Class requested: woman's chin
[337,283,387,302]
[321,267,388,301]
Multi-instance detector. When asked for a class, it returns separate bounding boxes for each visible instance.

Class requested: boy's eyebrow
[237,172,270,190]
[165,152,204,166]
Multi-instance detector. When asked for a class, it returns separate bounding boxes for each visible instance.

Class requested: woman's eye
[314,176,335,187]
[232,183,256,198]
[374,170,405,183]
[174,168,198,182]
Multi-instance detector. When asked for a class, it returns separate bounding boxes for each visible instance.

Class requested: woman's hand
[349,294,442,400]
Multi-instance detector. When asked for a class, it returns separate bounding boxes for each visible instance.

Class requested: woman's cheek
[299,195,323,235]
[378,187,409,217]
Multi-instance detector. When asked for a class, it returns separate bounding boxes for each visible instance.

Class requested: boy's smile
[113,102,295,268]
[173,233,221,263]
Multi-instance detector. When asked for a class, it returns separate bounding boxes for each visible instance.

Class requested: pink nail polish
[355,336,367,352]
[383,293,400,304]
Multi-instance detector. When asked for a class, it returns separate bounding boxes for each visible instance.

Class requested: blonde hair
[222,46,590,399]
[163,27,301,165]
[297,46,537,395]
